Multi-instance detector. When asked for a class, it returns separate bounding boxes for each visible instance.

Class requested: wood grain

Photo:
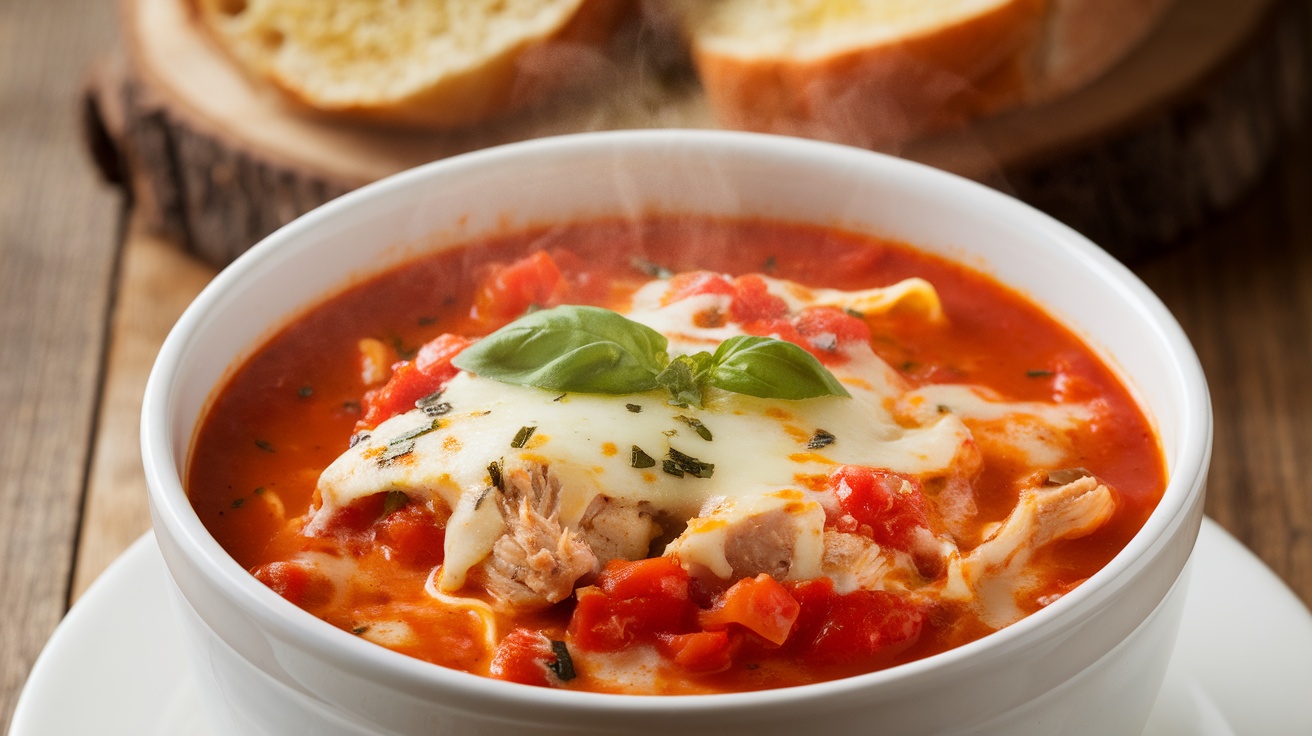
[1135,112,1312,605]
[97,0,1298,266]
[70,216,215,601]
[0,0,123,728]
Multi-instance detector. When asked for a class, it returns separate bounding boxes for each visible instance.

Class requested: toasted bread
[671,0,1172,147]
[191,0,629,129]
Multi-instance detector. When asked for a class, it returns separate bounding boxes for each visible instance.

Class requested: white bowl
[142,130,1211,736]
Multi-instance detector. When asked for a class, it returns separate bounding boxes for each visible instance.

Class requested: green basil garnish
[451,305,849,406]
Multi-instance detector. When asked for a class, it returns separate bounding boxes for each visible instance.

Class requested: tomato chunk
[490,628,557,687]
[729,274,789,323]
[698,574,800,646]
[663,271,734,305]
[360,333,471,427]
[251,561,332,608]
[830,465,931,553]
[795,306,871,347]
[785,579,923,666]
[656,630,735,673]
[568,558,695,651]
[473,251,568,324]
[376,501,445,568]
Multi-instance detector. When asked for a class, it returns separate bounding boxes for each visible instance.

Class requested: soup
[188,216,1165,694]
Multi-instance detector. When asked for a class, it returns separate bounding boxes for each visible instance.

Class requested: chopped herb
[661,459,684,477]
[348,432,370,449]
[421,402,452,418]
[631,446,656,469]
[415,389,447,410]
[511,425,537,448]
[763,255,777,273]
[231,498,245,509]
[548,640,577,681]
[341,401,361,415]
[625,403,642,413]
[553,393,567,402]
[352,626,369,635]
[253,486,265,495]
[667,447,714,478]
[488,460,504,491]
[1027,369,1055,378]
[631,257,674,279]
[379,440,415,465]
[388,418,442,445]
[442,295,457,306]
[936,404,950,414]
[254,439,275,453]
[807,429,836,450]
[388,334,417,361]
[662,429,678,437]
[844,308,866,320]
[383,490,410,515]
[417,315,437,326]
[298,385,313,398]
[472,410,493,417]
[675,415,713,441]
[901,361,917,372]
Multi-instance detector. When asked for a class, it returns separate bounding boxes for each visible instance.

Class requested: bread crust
[683,0,1174,148]
[191,0,631,130]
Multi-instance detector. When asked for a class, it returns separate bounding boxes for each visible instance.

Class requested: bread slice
[670,0,1172,148]
[190,0,629,129]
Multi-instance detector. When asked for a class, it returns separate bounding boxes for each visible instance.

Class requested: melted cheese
[312,275,1092,594]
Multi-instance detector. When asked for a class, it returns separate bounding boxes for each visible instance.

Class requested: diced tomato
[830,465,931,553]
[360,333,472,427]
[473,251,568,324]
[568,558,695,651]
[663,271,735,305]
[656,630,735,673]
[489,628,556,687]
[728,274,789,323]
[795,306,871,347]
[698,574,800,646]
[376,502,445,568]
[251,561,333,608]
[785,578,923,666]
[319,492,389,536]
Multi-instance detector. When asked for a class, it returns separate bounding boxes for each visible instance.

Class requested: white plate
[11,518,1312,735]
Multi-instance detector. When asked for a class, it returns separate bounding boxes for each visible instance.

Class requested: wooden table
[4,0,1312,730]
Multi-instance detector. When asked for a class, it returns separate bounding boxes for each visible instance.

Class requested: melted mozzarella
[312,275,1092,593]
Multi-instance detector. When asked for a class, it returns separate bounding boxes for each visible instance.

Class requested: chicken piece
[665,493,826,582]
[577,495,662,565]
[479,463,597,609]
[821,530,896,592]
[945,470,1116,627]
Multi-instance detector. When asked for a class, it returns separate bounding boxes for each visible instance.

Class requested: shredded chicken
[945,470,1116,627]
[577,495,662,565]
[480,463,597,609]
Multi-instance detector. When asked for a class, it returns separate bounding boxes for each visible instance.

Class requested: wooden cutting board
[88,0,1307,266]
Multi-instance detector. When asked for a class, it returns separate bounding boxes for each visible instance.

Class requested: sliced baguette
[190,0,629,129]
[671,0,1173,147]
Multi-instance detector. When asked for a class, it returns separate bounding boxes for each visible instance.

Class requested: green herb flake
[807,429,836,450]
[254,439,275,453]
[388,418,442,445]
[661,459,685,478]
[417,315,437,326]
[1027,369,1055,378]
[415,390,451,417]
[625,403,642,413]
[341,401,361,415]
[349,432,370,449]
[297,385,313,398]
[548,640,577,682]
[763,255,777,273]
[383,491,410,515]
[352,626,369,635]
[631,445,656,469]
[511,425,537,449]
[667,447,714,479]
[488,460,505,491]
[675,415,713,441]
[844,308,866,320]
[553,393,567,402]
[936,404,951,414]
[231,498,245,509]
[389,333,417,361]
[253,486,265,495]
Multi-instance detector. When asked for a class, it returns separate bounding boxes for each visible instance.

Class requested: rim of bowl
[142,129,1212,717]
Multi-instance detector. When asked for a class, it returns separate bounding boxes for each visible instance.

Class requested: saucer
[12,518,1312,735]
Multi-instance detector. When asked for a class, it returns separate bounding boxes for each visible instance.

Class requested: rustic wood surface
[4,0,1312,731]
[99,0,1298,266]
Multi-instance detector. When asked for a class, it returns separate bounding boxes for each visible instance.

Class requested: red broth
[188,217,1165,693]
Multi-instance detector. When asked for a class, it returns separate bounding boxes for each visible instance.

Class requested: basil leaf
[655,352,713,407]
[452,306,668,394]
[707,336,851,401]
